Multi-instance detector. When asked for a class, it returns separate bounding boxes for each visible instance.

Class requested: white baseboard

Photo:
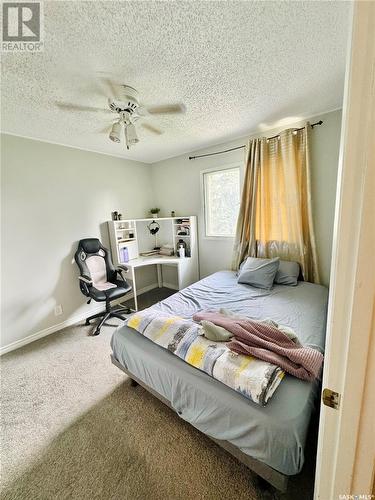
[0,283,158,356]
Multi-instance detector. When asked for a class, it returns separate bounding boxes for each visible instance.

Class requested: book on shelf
[140,244,174,258]
[140,250,159,257]
[160,244,174,255]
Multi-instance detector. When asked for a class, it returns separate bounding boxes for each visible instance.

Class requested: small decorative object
[112,211,119,221]
[118,213,122,220]
[171,210,175,217]
[177,239,187,258]
[129,232,134,239]
[150,208,161,218]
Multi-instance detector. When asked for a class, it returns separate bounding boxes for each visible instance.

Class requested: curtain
[232,123,320,283]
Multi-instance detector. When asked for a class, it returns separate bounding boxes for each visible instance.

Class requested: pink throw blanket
[193,311,323,381]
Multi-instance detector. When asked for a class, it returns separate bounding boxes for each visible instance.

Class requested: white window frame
[200,163,242,240]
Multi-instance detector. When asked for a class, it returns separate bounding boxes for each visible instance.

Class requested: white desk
[120,255,193,310]
[109,216,199,309]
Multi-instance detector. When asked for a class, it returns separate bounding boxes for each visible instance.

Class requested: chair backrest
[75,238,116,285]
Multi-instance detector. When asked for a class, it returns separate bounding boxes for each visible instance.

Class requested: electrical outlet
[54,304,63,316]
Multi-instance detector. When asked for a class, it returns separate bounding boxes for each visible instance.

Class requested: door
[314,2,375,498]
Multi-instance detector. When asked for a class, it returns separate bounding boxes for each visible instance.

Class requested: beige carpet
[1,289,316,500]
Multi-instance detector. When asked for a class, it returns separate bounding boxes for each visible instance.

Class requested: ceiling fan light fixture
[57,81,186,149]
[109,121,122,143]
[125,123,139,147]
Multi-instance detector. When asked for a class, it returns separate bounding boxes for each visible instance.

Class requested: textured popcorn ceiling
[1,1,350,163]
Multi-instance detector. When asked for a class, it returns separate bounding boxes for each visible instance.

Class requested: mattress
[111,271,328,475]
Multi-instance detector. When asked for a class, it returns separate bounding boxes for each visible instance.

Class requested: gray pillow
[275,260,300,286]
[238,257,280,290]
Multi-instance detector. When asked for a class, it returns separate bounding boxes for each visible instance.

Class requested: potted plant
[150,208,161,218]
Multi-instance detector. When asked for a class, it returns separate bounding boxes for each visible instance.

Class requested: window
[203,166,241,237]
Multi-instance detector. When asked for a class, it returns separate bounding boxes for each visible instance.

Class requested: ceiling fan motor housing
[108,85,140,114]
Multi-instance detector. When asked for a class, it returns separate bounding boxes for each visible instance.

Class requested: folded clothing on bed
[193,311,323,381]
[200,320,233,341]
[218,308,301,344]
[127,309,285,406]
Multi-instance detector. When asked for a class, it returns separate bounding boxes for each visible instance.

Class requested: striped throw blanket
[127,310,285,406]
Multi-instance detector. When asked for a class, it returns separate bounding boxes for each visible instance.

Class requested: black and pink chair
[75,238,132,336]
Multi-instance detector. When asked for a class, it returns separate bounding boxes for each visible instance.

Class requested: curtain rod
[188,120,323,160]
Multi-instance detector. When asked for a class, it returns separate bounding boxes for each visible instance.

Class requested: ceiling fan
[55,81,186,149]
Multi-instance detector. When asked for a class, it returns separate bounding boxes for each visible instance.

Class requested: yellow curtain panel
[233,123,320,284]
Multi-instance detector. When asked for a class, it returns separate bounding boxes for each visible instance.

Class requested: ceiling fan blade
[141,123,164,135]
[56,101,112,114]
[98,77,121,99]
[138,103,186,116]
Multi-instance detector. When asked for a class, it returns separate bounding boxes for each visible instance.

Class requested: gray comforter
[111,271,328,475]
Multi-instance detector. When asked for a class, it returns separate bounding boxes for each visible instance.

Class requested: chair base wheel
[85,319,90,325]
[92,329,101,336]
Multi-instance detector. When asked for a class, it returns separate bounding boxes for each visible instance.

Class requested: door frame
[314,1,375,498]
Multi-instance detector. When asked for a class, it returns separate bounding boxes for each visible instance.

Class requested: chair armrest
[117,265,129,273]
[115,267,129,281]
[79,275,93,285]
[78,275,93,297]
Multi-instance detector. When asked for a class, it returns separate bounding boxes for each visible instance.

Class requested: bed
[111,271,328,491]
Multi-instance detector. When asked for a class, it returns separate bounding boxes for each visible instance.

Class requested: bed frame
[111,355,289,492]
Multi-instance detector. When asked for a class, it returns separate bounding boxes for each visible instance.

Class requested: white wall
[1,135,155,350]
[151,109,342,286]
[1,110,341,351]
[309,111,343,286]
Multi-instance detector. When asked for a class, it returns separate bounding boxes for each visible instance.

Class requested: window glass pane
[204,167,240,237]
